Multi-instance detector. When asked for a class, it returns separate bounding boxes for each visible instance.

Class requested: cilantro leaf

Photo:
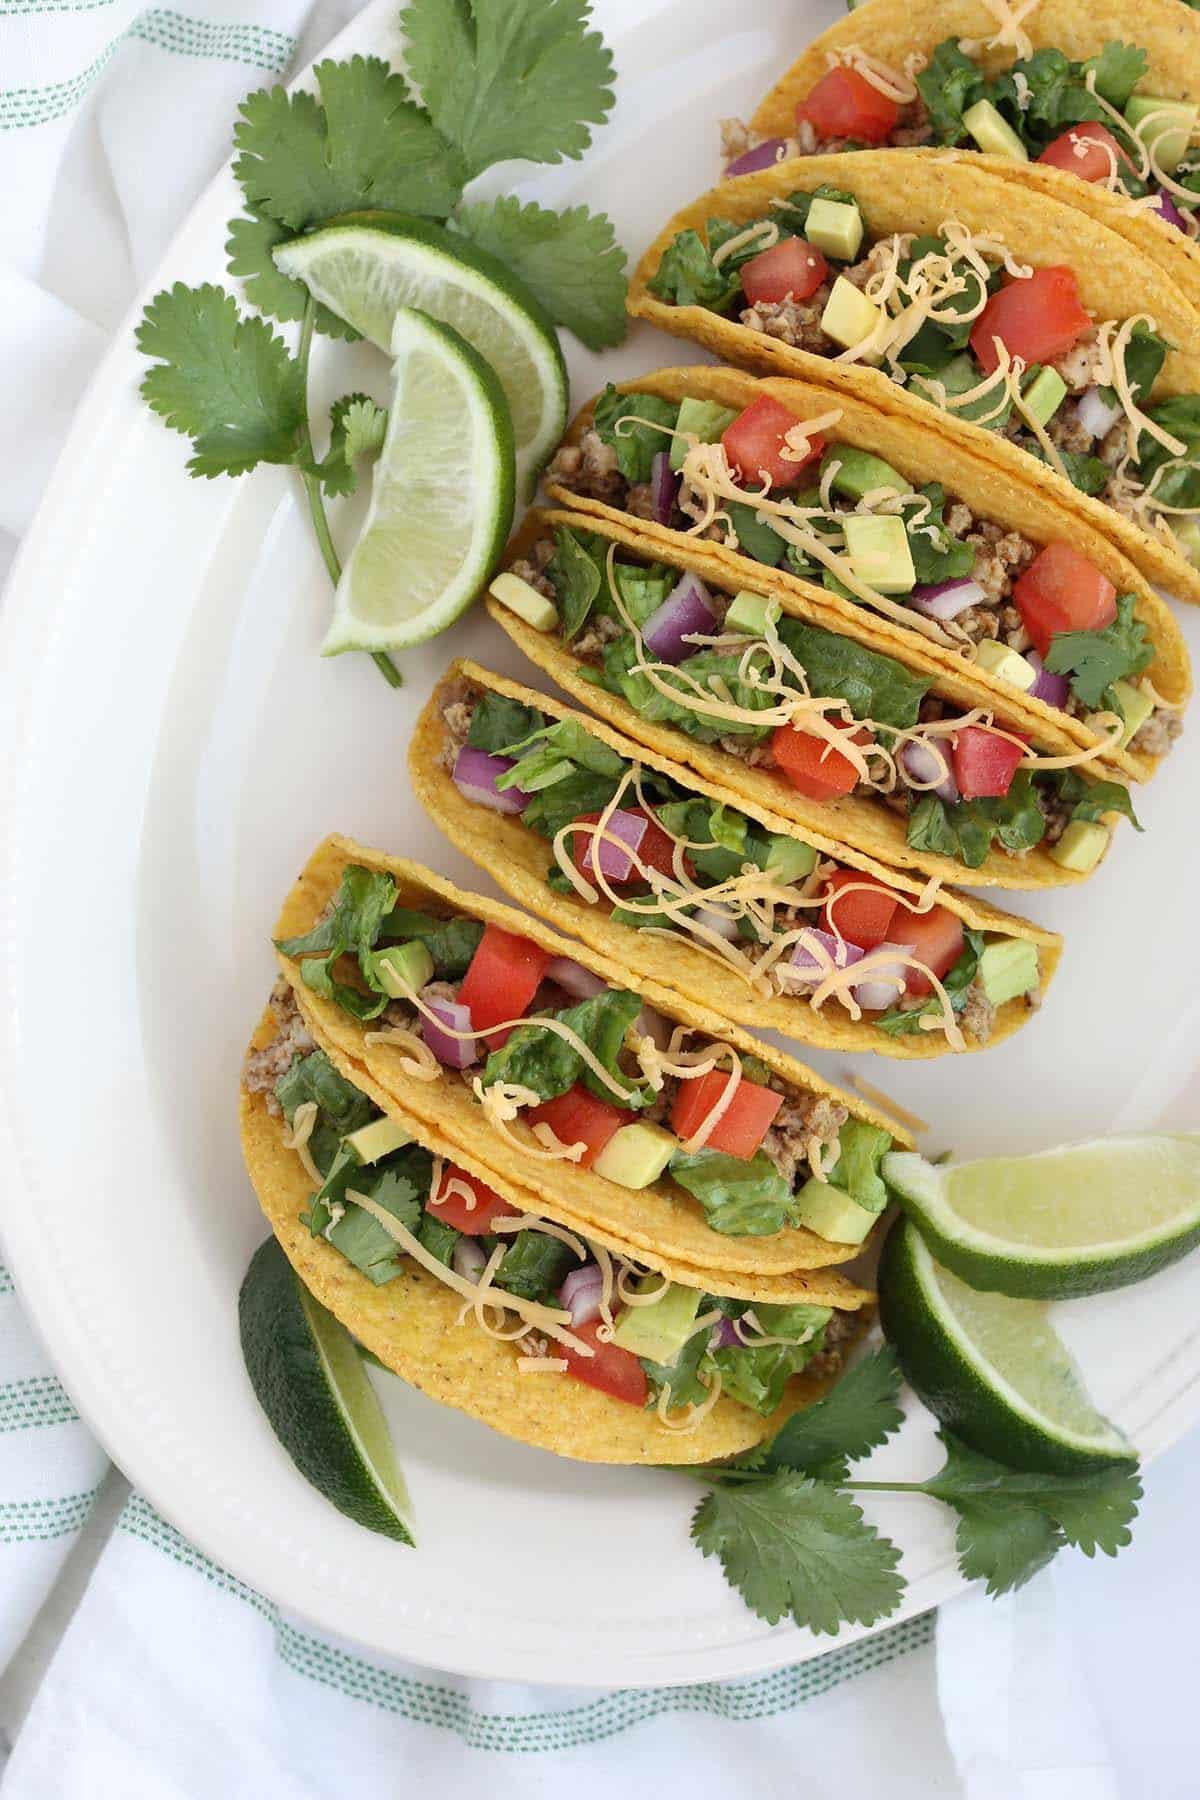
[467,692,544,754]
[1043,593,1154,709]
[314,394,388,497]
[916,38,985,143]
[921,1434,1141,1596]
[545,524,605,639]
[232,58,464,233]
[692,1475,904,1635]
[402,0,615,178]
[907,773,1047,870]
[753,1347,905,1478]
[137,284,306,479]
[1043,768,1142,831]
[224,209,358,340]
[454,197,627,348]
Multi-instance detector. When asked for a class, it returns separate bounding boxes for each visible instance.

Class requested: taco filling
[244,986,859,1427]
[495,519,1142,874]
[270,865,902,1244]
[439,676,1043,1048]
[727,35,1199,225]
[638,179,1200,577]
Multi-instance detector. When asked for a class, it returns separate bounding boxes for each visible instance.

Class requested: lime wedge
[879,1219,1133,1474]
[324,306,514,654]
[884,1135,1200,1299]
[274,213,566,499]
[239,1235,413,1542]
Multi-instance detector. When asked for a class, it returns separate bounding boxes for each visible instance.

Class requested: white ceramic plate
[3,0,1200,1687]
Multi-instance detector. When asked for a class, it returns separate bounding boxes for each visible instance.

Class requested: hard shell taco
[542,366,1190,789]
[267,836,915,1286]
[241,1004,872,1464]
[740,0,1200,312]
[486,506,1146,890]
[625,153,1200,606]
[413,659,1063,1058]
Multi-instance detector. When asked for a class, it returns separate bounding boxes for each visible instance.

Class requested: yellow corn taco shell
[749,0,1200,316]
[413,658,1062,1056]
[625,151,1200,609]
[241,1009,870,1464]
[546,368,1191,785]
[488,506,1128,889]
[273,835,914,1282]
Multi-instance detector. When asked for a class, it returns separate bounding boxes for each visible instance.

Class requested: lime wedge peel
[239,1236,414,1543]
[324,305,514,655]
[274,213,567,500]
[884,1135,1200,1300]
[879,1219,1133,1475]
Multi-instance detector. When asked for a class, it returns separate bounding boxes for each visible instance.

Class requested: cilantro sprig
[137,0,626,685]
[684,1350,1140,1636]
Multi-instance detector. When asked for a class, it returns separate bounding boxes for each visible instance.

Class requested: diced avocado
[794,1179,877,1246]
[1110,678,1154,749]
[611,1281,702,1363]
[805,195,864,262]
[488,572,558,633]
[764,833,819,883]
[1049,819,1109,873]
[962,98,1029,162]
[911,353,1011,432]
[670,398,738,472]
[372,940,435,998]
[1172,518,1200,569]
[593,1121,677,1189]
[1125,95,1198,175]
[820,275,883,352]
[1021,366,1067,428]
[978,939,1039,1007]
[824,444,908,502]
[842,514,916,594]
[974,638,1038,692]
[724,589,777,636]
[344,1118,414,1164]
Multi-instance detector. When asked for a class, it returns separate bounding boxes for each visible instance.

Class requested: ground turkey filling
[438,686,1009,1043]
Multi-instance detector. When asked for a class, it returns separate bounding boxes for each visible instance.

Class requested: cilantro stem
[296,297,401,691]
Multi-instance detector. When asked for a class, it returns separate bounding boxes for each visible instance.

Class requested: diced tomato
[426,1164,512,1236]
[572,809,690,886]
[819,868,899,950]
[670,1069,784,1159]
[741,236,829,305]
[457,924,551,1047]
[1012,541,1118,658]
[969,266,1092,375]
[1037,122,1131,184]
[560,1319,648,1407]
[951,726,1026,801]
[796,67,899,145]
[771,723,873,803]
[889,903,965,998]
[722,397,825,491]
[526,1084,634,1168]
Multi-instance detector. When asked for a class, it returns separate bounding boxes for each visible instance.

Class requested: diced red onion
[634,1004,672,1049]
[1076,386,1122,441]
[711,1315,742,1348]
[559,1263,603,1327]
[784,928,865,988]
[642,574,716,665]
[725,137,790,178]
[545,955,608,1000]
[910,578,986,621]
[421,998,478,1069]
[899,738,959,806]
[579,808,649,882]
[453,1237,487,1282]
[650,450,679,526]
[1025,649,1071,710]
[1151,188,1188,232]
[451,746,529,814]
[852,942,911,1013]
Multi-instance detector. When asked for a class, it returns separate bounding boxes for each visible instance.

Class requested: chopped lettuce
[592,385,678,483]
[903,485,976,587]
[876,930,985,1037]
[379,907,483,978]
[907,772,1047,869]
[669,1148,797,1236]
[709,1303,832,1414]
[824,1122,893,1212]
[776,619,931,730]
[546,524,605,640]
[480,988,648,1108]
[467,691,542,754]
[489,1230,577,1302]
[599,636,778,743]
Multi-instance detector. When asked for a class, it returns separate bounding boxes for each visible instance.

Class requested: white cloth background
[2,3,1198,1794]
